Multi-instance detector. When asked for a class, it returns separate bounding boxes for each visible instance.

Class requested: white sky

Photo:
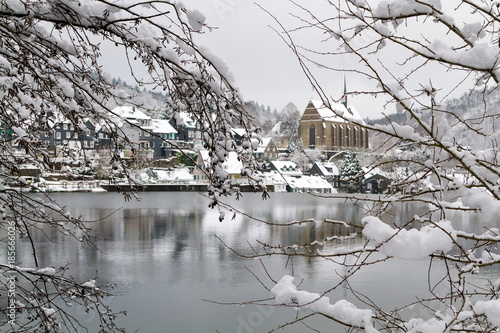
[100,1,475,120]
[189,0,369,116]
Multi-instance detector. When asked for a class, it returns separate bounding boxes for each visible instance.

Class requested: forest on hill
[367,88,500,151]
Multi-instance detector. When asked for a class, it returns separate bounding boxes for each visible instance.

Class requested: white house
[254,137,279,160]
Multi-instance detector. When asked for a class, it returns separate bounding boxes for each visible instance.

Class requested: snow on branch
[271,275,379,332]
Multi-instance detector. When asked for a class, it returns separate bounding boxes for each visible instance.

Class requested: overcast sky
[180,1,395,119]
[99,1,478,120]
[187,1,369,116]
[100,1,436,120]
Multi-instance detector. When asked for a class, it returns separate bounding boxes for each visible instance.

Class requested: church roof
[309,100,365,124]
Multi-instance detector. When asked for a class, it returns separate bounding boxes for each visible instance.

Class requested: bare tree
[221,1,500,332]
[279,102,300,140]
[0,1,262,331]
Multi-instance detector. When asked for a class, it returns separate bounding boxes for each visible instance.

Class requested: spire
[342,74,347,108]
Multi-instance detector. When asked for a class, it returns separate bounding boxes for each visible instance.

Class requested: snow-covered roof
[112,106,150,120]
[283,175,334,190]
[231,127,246,138]
[269,161,302,176]
[263,172,287,185]
[254,137,274,153]
[313,162,339,176]
[363,167,388,179]
[267,121,282,137]
[151,119,177,134]
[309,99,364,124]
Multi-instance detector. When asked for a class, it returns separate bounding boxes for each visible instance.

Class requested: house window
[99,133,103,139]
[309,124,315,148]
[83,140,88,148]
[56,132,61,140]
[346,126,350,147]
[360,129,364,147]
[353,127,358,147]
[65,132,71,139]
[63,123,68,130]
[90,141,94,148]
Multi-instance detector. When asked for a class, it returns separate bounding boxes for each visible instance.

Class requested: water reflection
[10,192,500,332]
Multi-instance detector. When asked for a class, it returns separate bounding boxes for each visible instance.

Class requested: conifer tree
[338,150,364,192]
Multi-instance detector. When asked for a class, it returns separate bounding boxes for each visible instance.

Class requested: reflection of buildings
[276,204,363,248]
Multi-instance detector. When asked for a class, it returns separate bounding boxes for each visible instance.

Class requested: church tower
[341,75,347,108]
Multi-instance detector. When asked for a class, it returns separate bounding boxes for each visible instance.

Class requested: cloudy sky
[99,1,474,120]
[185,1,387,119]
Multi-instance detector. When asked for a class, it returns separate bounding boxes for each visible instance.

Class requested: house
[309,162,340,188]
[44,119,97,157]
[267,121,292,152]
[112,105,153,160]
[254,137,279,161]
[94,123,112,150]
[297,99,369,156]
[33,105,205,162]
[263,173,287,192]
[362,169,391,194]
[193,150,243,182]
[150,119,178,158]
[169,112,201,146]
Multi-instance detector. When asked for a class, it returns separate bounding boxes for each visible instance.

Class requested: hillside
[108,79,280,126]
[366,89,500,150]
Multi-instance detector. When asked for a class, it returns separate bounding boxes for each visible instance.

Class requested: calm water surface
[15,192,500,332]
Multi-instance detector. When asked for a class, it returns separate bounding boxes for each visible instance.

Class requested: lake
[12,192,500,332]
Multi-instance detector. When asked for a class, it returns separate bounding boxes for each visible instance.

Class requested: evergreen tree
[286,137,303,154]
[338,150,364,193]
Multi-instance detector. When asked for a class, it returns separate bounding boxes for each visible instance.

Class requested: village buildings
[11,93,388,193]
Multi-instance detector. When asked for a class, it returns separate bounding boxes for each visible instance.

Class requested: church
[297,90,369,156]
